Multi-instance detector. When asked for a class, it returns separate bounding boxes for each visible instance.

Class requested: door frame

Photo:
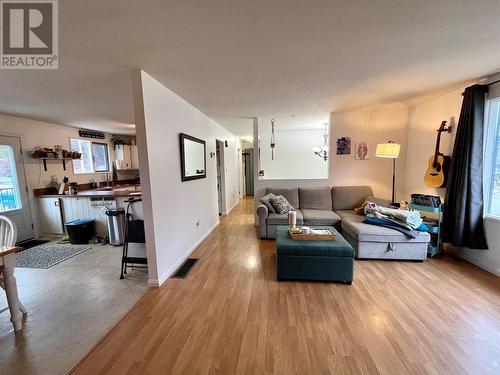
[215,139,227,215]
[0,134,34,242]
[242,148,254,196]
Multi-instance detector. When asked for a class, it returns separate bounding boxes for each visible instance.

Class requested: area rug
[16,244,92,269]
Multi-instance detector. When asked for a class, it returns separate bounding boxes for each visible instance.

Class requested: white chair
[0,215,27,315]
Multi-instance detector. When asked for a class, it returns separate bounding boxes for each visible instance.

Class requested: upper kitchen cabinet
[115,144,139,170]
[130,145,139,169]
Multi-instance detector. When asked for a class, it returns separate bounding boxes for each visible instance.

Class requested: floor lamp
[375,141,401,204]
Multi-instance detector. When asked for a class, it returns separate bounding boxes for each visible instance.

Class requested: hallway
[72,198,500,374]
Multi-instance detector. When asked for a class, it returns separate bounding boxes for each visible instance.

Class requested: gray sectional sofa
[257,186,430,261]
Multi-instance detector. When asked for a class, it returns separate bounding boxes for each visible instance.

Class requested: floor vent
[172,258,199,278]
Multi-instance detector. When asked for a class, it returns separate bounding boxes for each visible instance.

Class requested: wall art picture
[336,137,351,155]
[355,141,369,160]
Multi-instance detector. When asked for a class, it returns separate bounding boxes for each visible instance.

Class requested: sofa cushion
[299,187,332,210]
[332,186,374,210]
[301,209,341,226]
[335,209,360,221]
[259,193,276,213]
[267,210,304,225]
[341,215,430,243]
[270,195,294,214]
[266,188,299,208]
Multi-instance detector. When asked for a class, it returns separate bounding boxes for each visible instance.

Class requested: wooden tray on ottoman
[288,228,337,241]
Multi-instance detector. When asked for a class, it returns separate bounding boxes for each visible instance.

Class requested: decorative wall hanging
[312,123,329,161]
[270,119,276,160]
[355,141,369,160]
[336,137,351,155]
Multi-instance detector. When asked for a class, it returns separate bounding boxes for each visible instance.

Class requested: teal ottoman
[276,226,354,284]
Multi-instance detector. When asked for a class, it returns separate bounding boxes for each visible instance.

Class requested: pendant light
[270,119,276,160]
[312,123,329,161]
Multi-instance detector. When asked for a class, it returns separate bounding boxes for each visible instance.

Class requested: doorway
[0,135,34,242]
[215,140,226,215]
[242,148,254,196]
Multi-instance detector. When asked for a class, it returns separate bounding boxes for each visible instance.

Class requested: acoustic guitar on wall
[424,120,452,188]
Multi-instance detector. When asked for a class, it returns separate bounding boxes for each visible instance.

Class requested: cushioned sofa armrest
[257,204,269,238]
[257,204,269,217]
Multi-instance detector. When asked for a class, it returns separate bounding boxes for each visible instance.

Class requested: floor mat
[16,243,92,269]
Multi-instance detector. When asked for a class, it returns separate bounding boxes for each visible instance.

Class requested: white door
[0,136,34,242]
[39,197,64,234]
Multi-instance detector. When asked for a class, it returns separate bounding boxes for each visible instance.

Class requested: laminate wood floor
[72,198,500,375]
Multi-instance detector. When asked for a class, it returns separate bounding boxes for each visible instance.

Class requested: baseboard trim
[152,221,220,287]
[455,252,500,276]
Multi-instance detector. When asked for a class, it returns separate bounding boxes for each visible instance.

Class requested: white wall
[259,126,329,180]
[254,103,409,210]
[330,104,409,201]
[404,88,463,199]
[132,70,240,286]
[0,114,118,236]
[404,84,500,276]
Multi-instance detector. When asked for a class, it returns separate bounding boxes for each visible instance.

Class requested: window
[70,139,109,174]
[92,143,109,172]
[0,145,22,212]
[484,98,500,217]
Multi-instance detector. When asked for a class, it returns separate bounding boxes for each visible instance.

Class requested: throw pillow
[270,195,294,214]
[260,193,277,213]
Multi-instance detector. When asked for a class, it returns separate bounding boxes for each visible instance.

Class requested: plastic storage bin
[65,219,95,244]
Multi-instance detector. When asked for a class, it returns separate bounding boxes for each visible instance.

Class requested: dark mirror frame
[179,133,207,182]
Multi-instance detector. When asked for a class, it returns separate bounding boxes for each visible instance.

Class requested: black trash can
[65,219,95,244]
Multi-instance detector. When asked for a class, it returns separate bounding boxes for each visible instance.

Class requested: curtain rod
[486,79,500,86]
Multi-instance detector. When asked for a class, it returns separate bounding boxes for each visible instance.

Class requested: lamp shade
[375,143,400,159]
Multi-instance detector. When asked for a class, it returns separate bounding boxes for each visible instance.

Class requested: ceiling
[1,0,500,135]
[214,114,330,139]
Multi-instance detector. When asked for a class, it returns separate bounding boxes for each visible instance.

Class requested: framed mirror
[180,133,206,181]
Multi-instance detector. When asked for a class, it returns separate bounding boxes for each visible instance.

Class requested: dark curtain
[442,84,488,249]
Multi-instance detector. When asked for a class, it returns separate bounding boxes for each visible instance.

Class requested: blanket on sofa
[364,204,423,229]
[364,215,425,238]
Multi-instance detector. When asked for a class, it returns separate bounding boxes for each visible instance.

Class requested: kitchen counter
[37,187,141,198]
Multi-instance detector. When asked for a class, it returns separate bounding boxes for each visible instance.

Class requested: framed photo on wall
[355,141,369,160]
[336,137,351,155]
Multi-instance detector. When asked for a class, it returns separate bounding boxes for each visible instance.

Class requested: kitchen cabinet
[115,144,139,170]
[60,197,113,236]
[38,197,64,234]
[130,145,139,169]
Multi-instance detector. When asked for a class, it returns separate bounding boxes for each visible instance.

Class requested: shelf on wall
[35,157,79,171]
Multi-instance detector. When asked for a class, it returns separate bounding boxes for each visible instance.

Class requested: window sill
[483,214,500,224]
